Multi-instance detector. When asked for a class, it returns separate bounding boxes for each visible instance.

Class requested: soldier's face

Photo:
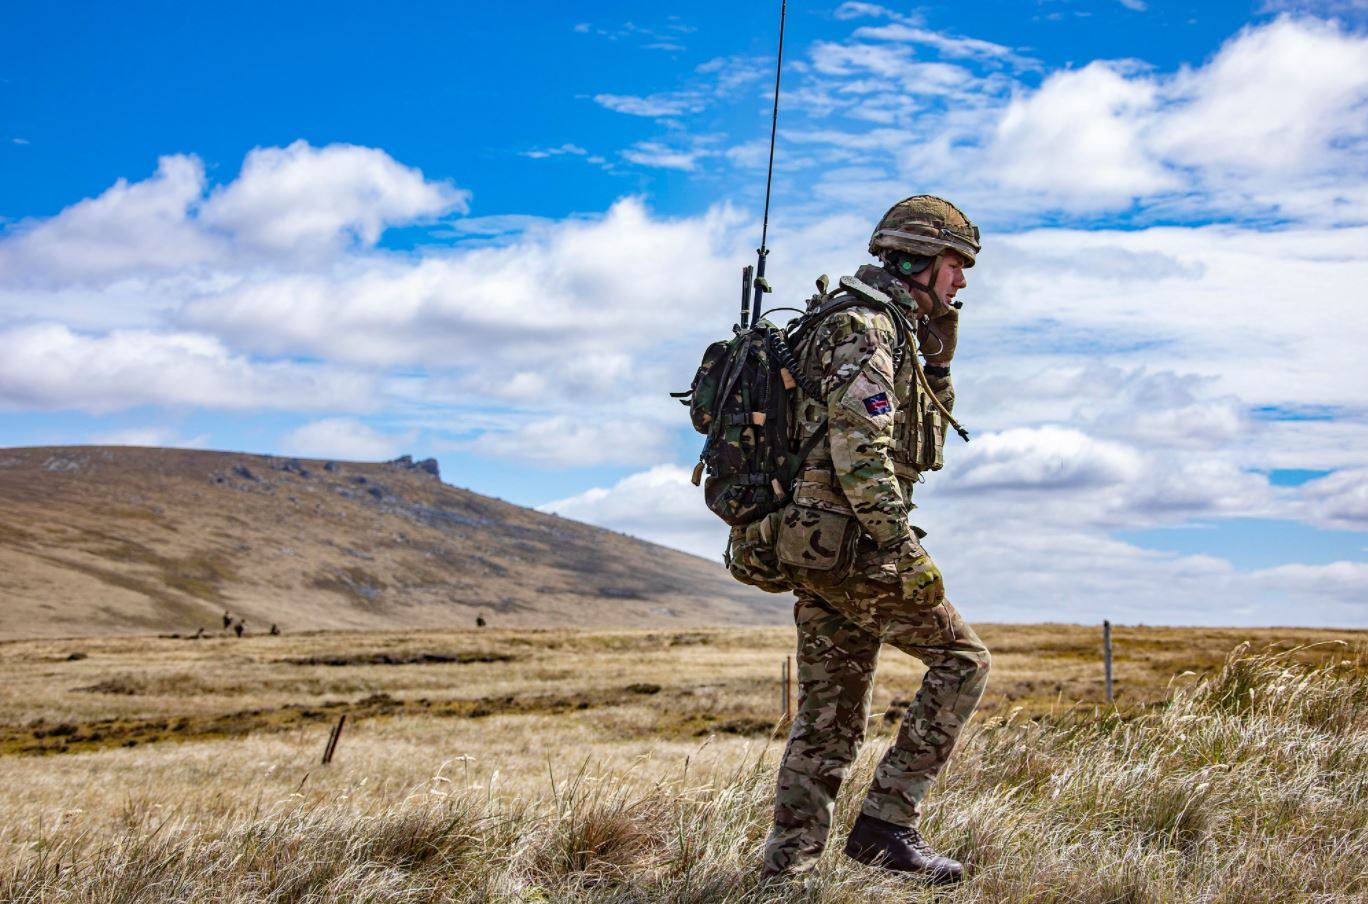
[934,252,968,303]
[909,251,968,314]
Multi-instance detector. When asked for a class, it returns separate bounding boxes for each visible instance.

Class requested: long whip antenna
[749,0,787,327]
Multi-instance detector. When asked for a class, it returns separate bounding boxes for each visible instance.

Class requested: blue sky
[2,1,1366,625]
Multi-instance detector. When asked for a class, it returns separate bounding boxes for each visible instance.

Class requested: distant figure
[234,619,245,638]
[222,610,232,630]
[475,616,487,628]
[269,623,280,636]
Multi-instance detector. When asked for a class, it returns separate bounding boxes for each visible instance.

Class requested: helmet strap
[889,251,945,315]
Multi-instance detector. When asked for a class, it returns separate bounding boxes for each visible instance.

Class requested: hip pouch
[774,474,859,581]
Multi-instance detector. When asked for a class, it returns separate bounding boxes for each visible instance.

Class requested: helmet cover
[869,195,980,267]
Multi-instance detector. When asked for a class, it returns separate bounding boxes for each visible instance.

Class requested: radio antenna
[749,0,787,328]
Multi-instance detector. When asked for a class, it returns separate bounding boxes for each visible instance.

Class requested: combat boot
[842,813,963,884]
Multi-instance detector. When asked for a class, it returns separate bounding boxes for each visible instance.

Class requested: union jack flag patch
[863,392,891,416]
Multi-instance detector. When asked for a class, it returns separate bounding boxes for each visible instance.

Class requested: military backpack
[672,277,913,528]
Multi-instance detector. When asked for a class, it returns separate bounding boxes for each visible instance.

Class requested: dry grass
[1,627,1365,902]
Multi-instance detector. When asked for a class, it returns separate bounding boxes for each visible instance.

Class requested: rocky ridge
[0,446,786,638]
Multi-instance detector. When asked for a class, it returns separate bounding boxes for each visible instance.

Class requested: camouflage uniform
[762,263,991,875]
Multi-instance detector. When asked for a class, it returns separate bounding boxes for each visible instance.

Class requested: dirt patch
[0,683,703,756]
[281,651,517,667]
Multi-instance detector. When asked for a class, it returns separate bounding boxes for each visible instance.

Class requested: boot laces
[893,827,937,858]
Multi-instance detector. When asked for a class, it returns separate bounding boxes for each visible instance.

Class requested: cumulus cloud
[986,62,1177,206]
[1152,17,1368,177]
[1299,468,1368,529]
[540,465,726,559]
[177,197,743,379]
[0,323,376,413]
[200,141,468,256]
[947,426,1145,492]
[0,142,467,286]
[0,155,221,283]
[280,417,413,461]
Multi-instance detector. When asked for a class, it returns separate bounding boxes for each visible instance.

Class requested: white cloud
[593,93,703,117]
[1152,17,1368,177]
[0,155,220,283]
[177,198,743,380]
[0,323,376,414]
[717,15,1368,223]
[850,22,1033,68]
[200,140,467,256]
[987,62,1178,206]
[540,465,726,560]
[1258,1,1368,14]
[0,142,467,286]
[833,2,900,21]
[621,141,708,171]
[521,144,589,160]
[1299,468,1368,529]
[281,417,413,461]
[947,426,1144,492]
[89,426,210,448]
[467,417,673,468]
[1252,560,1368,605]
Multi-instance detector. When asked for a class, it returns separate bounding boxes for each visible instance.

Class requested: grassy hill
[0,446,784,638]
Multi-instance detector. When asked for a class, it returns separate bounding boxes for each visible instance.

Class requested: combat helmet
[869,195,980,268]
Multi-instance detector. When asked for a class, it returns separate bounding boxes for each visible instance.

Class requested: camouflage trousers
[762,547,991,875]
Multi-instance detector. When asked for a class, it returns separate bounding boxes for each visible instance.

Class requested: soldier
[233,619,245,638]
[222,610,232,631]
[762,196,991,884]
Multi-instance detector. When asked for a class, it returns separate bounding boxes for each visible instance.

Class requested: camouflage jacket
[790,264,954,549]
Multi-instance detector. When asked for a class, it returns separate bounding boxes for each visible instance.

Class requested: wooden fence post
[1103,620,1114,704]
[322,714,346,765]
[781,657,792,721]
[787,654,794,720]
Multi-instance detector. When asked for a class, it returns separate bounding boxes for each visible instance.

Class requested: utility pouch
[918,396,945,472]
[775,474,859,578]
[725,510,789,593]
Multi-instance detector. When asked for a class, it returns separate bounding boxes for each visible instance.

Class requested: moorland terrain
[1,445,1364,901]
[1,625,1364,902]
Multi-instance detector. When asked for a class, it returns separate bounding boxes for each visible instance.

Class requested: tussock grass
[3,645,1364,902]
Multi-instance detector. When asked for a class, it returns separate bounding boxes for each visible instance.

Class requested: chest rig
[789,275,952,479]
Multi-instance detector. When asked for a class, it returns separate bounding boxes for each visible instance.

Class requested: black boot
[843,813,963,884]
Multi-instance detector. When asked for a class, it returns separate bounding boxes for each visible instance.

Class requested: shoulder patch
[863,392,891,416]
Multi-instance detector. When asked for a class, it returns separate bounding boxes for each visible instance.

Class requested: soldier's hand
[917,306,958,367]
[896,538,945,608]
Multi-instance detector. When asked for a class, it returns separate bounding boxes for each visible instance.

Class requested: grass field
[1,624,1365,902]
